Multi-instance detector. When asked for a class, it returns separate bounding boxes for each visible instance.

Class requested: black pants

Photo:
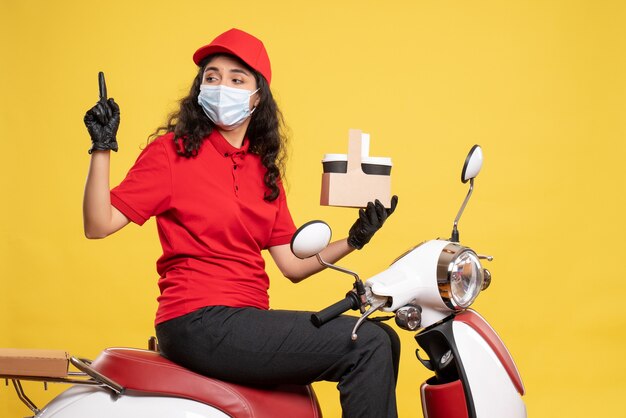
[156,306,400,418]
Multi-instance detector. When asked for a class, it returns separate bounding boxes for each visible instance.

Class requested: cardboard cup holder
[320,129,392,208]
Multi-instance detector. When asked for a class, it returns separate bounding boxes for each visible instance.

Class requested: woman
[83,28,399,418]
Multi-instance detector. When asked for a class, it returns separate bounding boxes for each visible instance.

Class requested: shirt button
[234,165,237,170]
[224,152,229,157]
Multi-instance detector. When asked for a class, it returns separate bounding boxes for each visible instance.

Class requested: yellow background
[1,1,625,417]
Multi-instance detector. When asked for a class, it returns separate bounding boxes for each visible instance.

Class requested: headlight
[437,243,484,310]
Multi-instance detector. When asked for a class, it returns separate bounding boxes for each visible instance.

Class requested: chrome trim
[478,254,494,261]
[1,374,97,385]
[12,379,39,414]
[70,357,124,395]
[436,243,483,310]
[2,360,124,395]
[351,299,387,341]
[454,178,474,229]
[2,356,125,415]
[1,359,122,392]
[482,268,492,290]
[316,253,367,312]
[451,178,474,242]
[395,305,422,331]
[316,254,361,283]
[437,243,462,310]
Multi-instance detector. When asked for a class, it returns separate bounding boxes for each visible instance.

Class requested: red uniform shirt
[110,131,296,325]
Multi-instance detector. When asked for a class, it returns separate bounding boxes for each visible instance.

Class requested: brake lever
[351,299,387,341]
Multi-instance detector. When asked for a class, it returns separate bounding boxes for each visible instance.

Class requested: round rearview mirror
[461,145,483,183]
[290,221,332,259]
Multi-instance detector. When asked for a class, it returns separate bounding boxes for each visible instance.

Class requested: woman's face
[202,55,260,109]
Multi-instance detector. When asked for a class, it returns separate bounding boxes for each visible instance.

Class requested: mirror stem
[315,254,362,283]
[451,178,474,243]
[315,254,366,312]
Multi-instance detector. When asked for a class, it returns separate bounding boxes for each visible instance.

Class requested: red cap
[193,28,272,85]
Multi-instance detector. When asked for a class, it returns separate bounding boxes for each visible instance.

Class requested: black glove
[84,98,120,154]
[347,196,398,250]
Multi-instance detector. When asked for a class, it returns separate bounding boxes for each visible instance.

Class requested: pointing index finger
[98,71,107,102]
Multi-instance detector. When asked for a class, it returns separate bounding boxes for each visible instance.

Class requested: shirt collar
[207,129,250,157]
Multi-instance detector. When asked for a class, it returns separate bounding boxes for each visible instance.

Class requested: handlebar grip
[311,293,360,327]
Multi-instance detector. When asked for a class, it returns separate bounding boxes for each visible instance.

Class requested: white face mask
[197,84,259,130]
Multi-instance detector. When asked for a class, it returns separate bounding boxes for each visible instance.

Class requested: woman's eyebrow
[203,66,220,76]
[229,68,250,76]
[203,67,250,76]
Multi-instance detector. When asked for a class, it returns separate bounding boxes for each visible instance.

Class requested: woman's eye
[233,79,244,84]
[205,76,218,82]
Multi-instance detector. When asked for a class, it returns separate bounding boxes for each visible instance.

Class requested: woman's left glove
[347,195,398,250]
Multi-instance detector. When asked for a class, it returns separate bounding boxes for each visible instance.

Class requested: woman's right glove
[83,98,120,154]
[347,195,398,250]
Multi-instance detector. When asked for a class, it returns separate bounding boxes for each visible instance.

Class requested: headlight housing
[437,243,484,310]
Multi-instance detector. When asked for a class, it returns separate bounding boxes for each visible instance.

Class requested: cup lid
[322,154,392,166]
[362,156,392,166]
[322,153,348,162]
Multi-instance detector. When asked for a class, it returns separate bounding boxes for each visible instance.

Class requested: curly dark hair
[149,53,288,201]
